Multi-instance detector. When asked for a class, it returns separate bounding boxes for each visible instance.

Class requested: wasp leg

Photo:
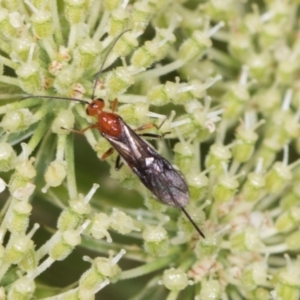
[134,117,169,133]
[115,155,124,171]
[100,147,114,161]
[110,98,118,113]
[61,123,98,134]
[138,132,171,139]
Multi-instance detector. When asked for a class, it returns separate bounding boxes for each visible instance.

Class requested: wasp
[25,31,205,238]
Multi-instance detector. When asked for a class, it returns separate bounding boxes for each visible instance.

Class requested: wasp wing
[102,117,189,207]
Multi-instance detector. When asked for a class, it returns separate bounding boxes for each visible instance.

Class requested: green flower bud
[173,142,194,174]
[276,265,300,300]
[50,230,81,260]
[7,277,35,300]
[89,213,111,241]
[73,39,102,69]
[19,247,37,272]
[108,9,129,37]
[130,2,154,31]
[195,235,221,258]
[162,268,189,291]
[147,84,170,106]
[0,8,18,39]
[8,201,32,234]
[57,199,90,231]
[44,161,67,189]
[229,33,252,61]
[205,144,232,175]
[222,83,250,119]
[0,142,16,172]
[106,67,135,97]
[64,0,88,24]
[117,102,149,125]
[265,162,292,194]
[241,262,267,290]
[113,31,138,57]
[232,128,258,162]
[230,227,263,253]
[51,109,75,134]
[131,40,159,68]
[248,52,272,82]
[241,172,265,202]
[103,0,121,11]
[179,31,212,62]
[31,11,53,39]
[275,207,300,233]
[177,206,205,235]
[1,109,34,133]
[5,237,33,264]
[12,37,33,62]
[199,279,222,299]
[16,62,43,94]
[110,208,140,234]
[143,225,169,257]
[213,175,239,203]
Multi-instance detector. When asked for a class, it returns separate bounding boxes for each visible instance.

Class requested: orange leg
[134,117,168,132]
[111,98,118,113]
[100,147,114,160]
[61,123,98,134]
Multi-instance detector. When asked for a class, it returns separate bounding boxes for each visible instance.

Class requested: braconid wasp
[25,31,205,238]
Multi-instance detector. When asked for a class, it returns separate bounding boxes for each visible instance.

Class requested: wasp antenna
[22,95,90,104]
[181,207,205,238]
[91,29,131,99]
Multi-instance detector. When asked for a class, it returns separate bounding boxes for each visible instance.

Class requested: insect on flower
[25,31,205,238]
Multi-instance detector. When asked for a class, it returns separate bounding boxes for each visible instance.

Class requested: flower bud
[89,213,112,242]
[50,230,81,260]
[205,144,232,175]
[64,0,88,24]
[130,2,154,31]
[7,277,35,300]
[1,109,34,133]
[147,84,170,106]
[179,31,212,62]
[31,11,53,39]
[44,160,67,189]
[232,128,258,162]
[110,208,140,234]
[195,235,221,258]
[162,268,189,291]
[73,39,102,69]
[8,201,32,234]
[275,207,300,233]
[106,67,135,96]
[58,199,90,231]
[143,225,169,257]
[131,40,159,69]
[108,9,129,37]
[265,162,292,194]
[113,31,138,57]
[186,172,208,201]
[16,62,43,94]
[230,227,263,253]
[241,262,267,290]
[0,8,18,38]
[213,175,239,203]
[198,279,221,299]
[51,109,75,134]
[241,172,265,202]
[0,142,16,172]
[5,237,33,264]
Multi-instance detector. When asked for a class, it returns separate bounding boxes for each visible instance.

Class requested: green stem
[65,134,77,199]
[120,254,177,280]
